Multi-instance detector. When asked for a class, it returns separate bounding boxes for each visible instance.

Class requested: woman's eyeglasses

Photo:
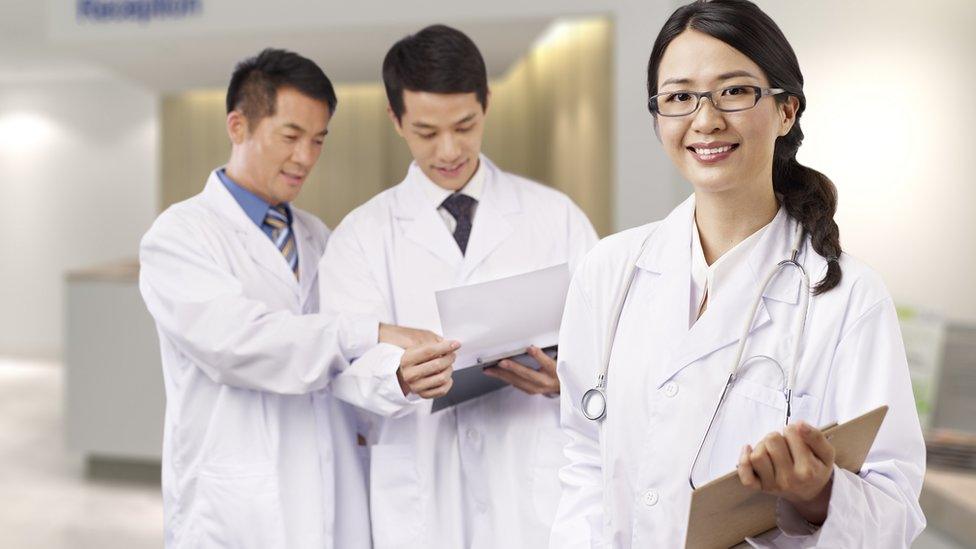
[649,85,785,117]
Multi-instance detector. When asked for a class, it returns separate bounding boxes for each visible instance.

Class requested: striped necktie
[263,205,299,280]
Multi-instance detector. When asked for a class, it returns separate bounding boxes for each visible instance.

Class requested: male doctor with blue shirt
[139,48,457,549]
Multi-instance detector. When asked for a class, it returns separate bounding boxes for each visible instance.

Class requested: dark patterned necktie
[440,193,477,255]
[263,205,299,280]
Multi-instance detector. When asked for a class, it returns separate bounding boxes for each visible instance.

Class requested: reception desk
[64,260,164,464]
[920,468,976,546]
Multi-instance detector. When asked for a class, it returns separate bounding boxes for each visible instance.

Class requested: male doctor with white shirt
[139,48,454,549]
[318,25,599,549]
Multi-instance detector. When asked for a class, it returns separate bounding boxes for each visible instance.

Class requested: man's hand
[737,421,836,525]
[378,323,442,349]
[483,346,559,396]
[397,339,460,399]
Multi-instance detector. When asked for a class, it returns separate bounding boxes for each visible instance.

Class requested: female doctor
[550,1,926,547]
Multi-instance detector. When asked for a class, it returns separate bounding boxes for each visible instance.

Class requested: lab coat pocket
[189,462,286,549]
[369,444,424,548]
[704,379,820,481]
[530,428,569,525]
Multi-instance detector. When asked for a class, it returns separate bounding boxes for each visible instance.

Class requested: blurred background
[1,0,974,547]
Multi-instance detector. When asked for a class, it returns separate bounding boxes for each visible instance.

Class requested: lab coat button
[663,381,679,398]
[467,429,478,441]
[642,489,659,507]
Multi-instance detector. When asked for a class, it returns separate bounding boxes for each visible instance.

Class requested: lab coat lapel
[393,168,464,268]
[647,200,803,389]
[202,172,301,299]
[750,210,805,307]
[658,257,772,388]
[459,160,517,280]
[634,195,697,374]
[292,216,319,305]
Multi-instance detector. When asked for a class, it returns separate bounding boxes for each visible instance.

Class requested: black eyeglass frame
[648,85,786,117]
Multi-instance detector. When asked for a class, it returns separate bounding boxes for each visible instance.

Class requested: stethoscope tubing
[581,223,811,424]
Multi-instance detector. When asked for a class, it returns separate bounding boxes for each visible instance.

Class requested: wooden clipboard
[684,405,888,549]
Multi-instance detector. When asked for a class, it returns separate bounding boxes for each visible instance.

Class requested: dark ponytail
[647,0,842,294]
[772,121,842,294]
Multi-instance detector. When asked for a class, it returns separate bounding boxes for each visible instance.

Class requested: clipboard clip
[474,345,558,368]
[476,347,534,366]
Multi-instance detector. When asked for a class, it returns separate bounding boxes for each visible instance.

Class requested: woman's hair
[647,0,842,294]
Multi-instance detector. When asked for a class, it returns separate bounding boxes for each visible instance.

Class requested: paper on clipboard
[430,263,570,412]
[435,263,570,371]
[684,405,888,549]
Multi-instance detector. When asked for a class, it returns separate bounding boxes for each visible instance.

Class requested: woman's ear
[779,96,799,137]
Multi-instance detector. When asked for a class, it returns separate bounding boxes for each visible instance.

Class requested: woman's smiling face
[655,29,796,196]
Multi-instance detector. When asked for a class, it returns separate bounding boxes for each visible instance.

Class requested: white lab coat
[139,170,398,549]
[552,195,926,548]
[317,156,599,549]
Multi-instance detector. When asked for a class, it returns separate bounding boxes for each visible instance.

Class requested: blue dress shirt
[217,169,299,263]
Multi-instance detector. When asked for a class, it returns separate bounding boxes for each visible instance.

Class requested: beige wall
[484,18,613,235]
[161,17,612,233]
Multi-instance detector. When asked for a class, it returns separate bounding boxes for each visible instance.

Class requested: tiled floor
[0,358,967,548]
[0,359,163,549]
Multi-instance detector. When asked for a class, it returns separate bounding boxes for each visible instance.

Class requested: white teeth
[694,145,733,155]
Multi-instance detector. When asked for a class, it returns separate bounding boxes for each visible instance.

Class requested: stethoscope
[580,223,812,485]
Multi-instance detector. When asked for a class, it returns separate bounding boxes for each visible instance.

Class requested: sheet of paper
[435,263,570,371]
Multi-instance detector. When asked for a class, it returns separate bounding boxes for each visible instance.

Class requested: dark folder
[430,345,557,412]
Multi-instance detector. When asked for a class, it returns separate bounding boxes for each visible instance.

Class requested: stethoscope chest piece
[581,386,607,421]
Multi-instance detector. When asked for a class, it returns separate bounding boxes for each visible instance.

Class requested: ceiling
[0,0,554,91]
[0,0,108,81]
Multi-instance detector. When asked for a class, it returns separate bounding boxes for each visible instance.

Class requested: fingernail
[450,341,461,349]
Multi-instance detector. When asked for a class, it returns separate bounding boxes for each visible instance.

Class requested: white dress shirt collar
[418,157,486,210]
[417,156,486,232]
